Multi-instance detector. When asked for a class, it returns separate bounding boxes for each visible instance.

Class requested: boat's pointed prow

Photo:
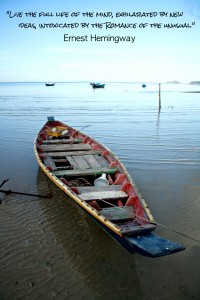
[47,116,55,122]
[125,233,185,257]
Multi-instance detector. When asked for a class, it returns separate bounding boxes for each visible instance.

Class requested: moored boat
[90,82,105,88]
[45,83,55,86]
[34,117,185,257]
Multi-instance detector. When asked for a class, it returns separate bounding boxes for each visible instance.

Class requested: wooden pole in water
[159,83,161,110]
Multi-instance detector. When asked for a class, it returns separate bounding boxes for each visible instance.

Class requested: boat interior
[36,121,156,235]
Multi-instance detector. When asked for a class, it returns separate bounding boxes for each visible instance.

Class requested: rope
[97,199,200,244]
[0,179,51,199]
[68,178,92,187]
[97,198,138,220]
[153,221,200,244]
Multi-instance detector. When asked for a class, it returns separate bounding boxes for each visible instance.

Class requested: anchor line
[98,198,200,244]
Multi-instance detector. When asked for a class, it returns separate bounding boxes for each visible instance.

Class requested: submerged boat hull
[34,117,185,257]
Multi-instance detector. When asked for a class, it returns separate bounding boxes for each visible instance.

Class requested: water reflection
[36,168,142,299]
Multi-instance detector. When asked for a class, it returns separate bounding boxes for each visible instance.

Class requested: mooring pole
[159,83,161,110]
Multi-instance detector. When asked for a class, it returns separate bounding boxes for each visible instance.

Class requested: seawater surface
[0,82,200,299]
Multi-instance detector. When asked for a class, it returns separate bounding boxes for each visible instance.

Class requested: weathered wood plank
[72,156,90,169]
[42,138,83,144]
[41,143,92,152]
[51,158,73,170]
[120,224,156,235]
[53,158,68,163]
[42,150,102,157]
[52,167,118,177]
[77,184,122,193]
[57,166,73,170]
[43,156,57,171]
[66,156,79,169]
[83,155,102,168]
[78,190,127,201]
[100,206,135,221]
[94,154,109,167]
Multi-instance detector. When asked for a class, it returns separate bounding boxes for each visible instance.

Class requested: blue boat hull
[85,210,185,257]
[124,233,185,257]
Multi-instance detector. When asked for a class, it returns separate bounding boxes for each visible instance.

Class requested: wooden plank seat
[42,150,102,157]
[65,154,108,169]
[120,224,156,235]
[100,206,135,221]
[41,143,92,152]
[42,138,83,144]
[52,167,118,177]
[67,155,91,169]
[93,155,109,167]
[78,190,128,201]
[83,154,101,168]
[76,184,122,193]
[43,153,109,173]
[84,154,109,168]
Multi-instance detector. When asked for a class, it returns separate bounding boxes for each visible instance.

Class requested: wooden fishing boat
[34,117,185,257]
[90,82,105,88]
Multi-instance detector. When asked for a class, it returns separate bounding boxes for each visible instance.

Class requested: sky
[0,0,200,83]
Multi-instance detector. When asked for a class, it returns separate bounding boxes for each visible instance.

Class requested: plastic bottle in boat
[94,173,109,187]
[61,129,68,135]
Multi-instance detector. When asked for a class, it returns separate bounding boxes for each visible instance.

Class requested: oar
[0,179,52,199]
[0,188,52,199]
[0,178,52,200]
[0,179,9,188]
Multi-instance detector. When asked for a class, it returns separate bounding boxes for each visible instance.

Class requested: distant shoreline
[183,91,200,93]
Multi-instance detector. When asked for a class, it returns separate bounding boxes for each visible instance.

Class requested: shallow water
[0,82,200,299]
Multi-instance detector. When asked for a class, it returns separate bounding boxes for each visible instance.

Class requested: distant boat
[45,83,55,86]
[142,84,146,88]
[90,82,105,89]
